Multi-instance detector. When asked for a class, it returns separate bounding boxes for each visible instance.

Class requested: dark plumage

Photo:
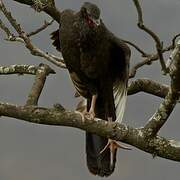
[50,2,130,177]
[51,30,61,51]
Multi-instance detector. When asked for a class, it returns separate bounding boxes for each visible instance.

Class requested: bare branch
[145,40,180,135]
[0,18,12,37]
[144,91,178,136]
[0,1,65,68]
[0,64,39,75]
[172,33,180,48]
[123,39,148,57]
[128,79,169,98]
[26,64,55,106]
[27,19,54,37]
[129,54,158,78]
[132,0,168,74]
[12,0,61,23]
[0,0,179,165]
[169,40,180,92]
[0,102,180,161]
[130,45,174,78]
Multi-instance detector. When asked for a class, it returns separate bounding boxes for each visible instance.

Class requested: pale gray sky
[0,0,179,179]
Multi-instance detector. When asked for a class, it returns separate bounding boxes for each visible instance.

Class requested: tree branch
[145,40,180,135]
[123,39,149,57]
[0,64,39,75]
[0,102,179,161]
[12,0,61,23]
[132,0,168,74]
[0,0,179,165]
[27,19,54,37]
[0,0,65,68]
[172,33,180,48]
[128,79,169,98]
[129,54,159,78]
[144,91,178,136]
[0,18,12,37]
[129,45,174,78]
[26,63,55,105]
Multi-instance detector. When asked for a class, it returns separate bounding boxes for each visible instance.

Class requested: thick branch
[145,41,180,135]
[0,0,179,164]
[128,79,169,98]
[26,63,55,105]
[0,102,179,162]
[144,91,178,136]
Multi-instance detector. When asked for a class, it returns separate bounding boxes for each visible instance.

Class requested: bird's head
[80,2,101,28]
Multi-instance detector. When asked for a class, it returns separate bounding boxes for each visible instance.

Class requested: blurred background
[0,0,179,179]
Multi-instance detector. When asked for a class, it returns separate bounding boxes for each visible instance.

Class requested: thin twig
[129,44,174,78]
[13,0,61,23]
[129,54,157,78]
[0,0,65,68]
[123,39,149,57]
[0,18,12,37]
[27,19,54,37]
[132,0,168,74]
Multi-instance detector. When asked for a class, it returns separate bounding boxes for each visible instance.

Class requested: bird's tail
[86,81,127,177]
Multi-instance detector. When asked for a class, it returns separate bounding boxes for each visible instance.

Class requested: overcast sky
[0,0,179,179]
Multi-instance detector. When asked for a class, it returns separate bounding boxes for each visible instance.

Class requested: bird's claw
[75,111,85,122]
[100,139,131,154]
[83,110,95,120]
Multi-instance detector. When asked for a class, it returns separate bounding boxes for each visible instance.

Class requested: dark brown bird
[50,2,131,177]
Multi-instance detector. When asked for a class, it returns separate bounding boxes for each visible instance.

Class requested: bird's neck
[79,23,101,49]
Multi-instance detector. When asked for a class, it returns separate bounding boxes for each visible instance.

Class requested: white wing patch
[75,80,127,123]
[113,82,127,123]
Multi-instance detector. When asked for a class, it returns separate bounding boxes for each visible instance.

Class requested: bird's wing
[108,34,131,123]
[50,9,75,52]
[50,29,61,51]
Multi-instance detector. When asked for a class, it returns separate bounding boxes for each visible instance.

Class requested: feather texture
[113,82,127,123]
[50,2,130,177]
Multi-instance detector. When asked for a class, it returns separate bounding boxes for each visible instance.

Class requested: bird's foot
[100,139,131,154]
[83,108,95,120]
[75,111,86,122]
[76,106,95,123]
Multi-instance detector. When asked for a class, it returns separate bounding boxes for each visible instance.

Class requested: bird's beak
[92,18,101,26]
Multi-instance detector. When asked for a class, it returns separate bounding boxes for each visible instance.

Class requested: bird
[50,2,131,177]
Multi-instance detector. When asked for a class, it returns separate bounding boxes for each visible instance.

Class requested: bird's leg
[84,94,97,120]
[100,117,131,155]
[89,94,97,117]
